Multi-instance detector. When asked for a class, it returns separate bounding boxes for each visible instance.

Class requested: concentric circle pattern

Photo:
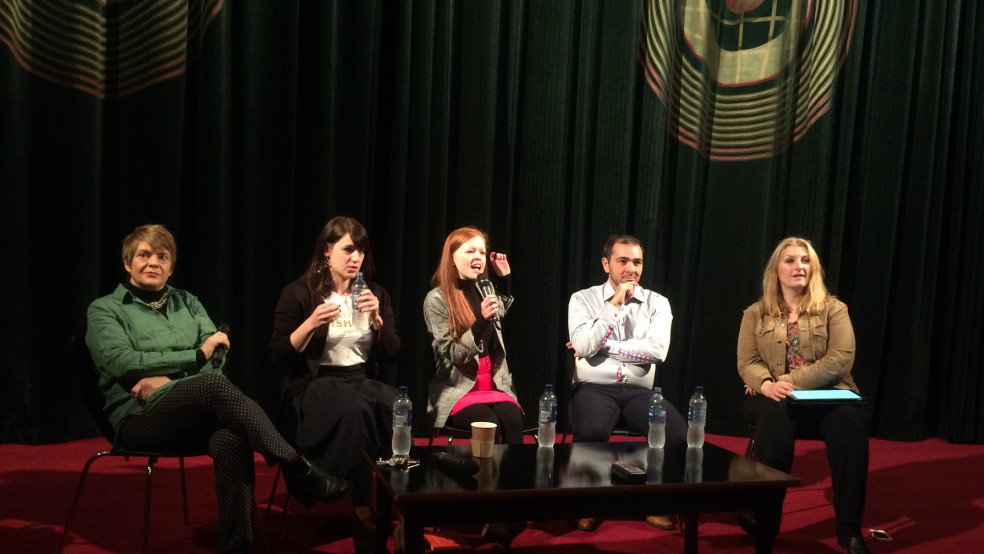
[1,0,224,98]
[642,0,857,160]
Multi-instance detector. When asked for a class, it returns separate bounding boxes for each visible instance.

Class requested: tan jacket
[737,298,859,394]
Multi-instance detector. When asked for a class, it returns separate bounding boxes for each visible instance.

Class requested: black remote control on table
[611,461,646,484]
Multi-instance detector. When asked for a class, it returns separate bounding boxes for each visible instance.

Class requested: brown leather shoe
[482,521,526,548]
[393,521,405,554]
[578,517,602,531]
[644,515,677,530]
[352,506,376,554]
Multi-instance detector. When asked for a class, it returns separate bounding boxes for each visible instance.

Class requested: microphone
[476,272,500,321]
[430,451,480,476]
[211,324,230,368]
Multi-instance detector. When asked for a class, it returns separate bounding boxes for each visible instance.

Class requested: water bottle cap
[695,385,704,394]
[544,383,554,393]
[653,386,662,393]
[398,386,408,395]
[356,272,364,279]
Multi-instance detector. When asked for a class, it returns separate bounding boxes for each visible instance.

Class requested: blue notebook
[788,389,865,403]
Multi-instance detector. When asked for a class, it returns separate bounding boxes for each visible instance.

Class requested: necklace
[145,292,168,310]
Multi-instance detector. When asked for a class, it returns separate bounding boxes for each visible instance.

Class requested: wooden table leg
[374,483,391,554]
[403,514,425,554]
[684,512,699,554]
[754,491,783,554]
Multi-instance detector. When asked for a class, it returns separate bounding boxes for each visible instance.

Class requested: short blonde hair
[122,224,177,268]
[760,236,830,316]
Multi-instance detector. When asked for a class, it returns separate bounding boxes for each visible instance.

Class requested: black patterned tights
[117,374,296,552]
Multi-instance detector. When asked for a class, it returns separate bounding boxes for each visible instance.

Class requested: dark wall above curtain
[1,0,982,445]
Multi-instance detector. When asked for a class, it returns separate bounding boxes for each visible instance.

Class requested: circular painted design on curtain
[0,0,225,98]
[642,0,858,160]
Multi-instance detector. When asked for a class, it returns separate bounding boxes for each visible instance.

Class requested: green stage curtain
[1,0,981,444]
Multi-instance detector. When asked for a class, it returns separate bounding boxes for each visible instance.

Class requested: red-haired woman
[422,227,523,444]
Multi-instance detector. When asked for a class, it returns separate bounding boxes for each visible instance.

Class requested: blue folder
[788,389,866,403]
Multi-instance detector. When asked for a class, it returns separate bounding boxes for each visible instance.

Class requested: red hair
[431,227,486,340]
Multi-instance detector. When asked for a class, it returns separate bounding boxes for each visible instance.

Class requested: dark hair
[602,234,643,260]
[302,216,374,298]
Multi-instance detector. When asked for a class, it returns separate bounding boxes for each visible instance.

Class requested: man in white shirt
[567,235,686,531]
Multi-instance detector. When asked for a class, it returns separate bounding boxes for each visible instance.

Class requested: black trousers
[117,374,296,551]
[446,401,525,444]
[570,383,687,445]
[743,394,869,536]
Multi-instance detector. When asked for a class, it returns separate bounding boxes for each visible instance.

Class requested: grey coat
[422,286,519,428]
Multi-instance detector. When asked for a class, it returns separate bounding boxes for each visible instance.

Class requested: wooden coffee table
[370,441,798,553]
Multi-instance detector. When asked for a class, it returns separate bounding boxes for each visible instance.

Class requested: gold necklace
[145,292,168,310]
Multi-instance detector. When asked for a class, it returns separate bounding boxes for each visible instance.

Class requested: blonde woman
[737,237,870,554]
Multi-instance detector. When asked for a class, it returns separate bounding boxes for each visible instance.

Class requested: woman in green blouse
[86,224,349,554]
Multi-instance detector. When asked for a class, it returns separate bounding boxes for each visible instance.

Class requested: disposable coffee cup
[470,421,497,458]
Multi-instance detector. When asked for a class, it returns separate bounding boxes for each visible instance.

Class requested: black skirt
[288,364,399,477]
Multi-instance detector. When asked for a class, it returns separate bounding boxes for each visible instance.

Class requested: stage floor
[2,434,982,553]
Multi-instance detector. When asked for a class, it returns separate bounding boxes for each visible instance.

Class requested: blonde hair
[122,224,177,268]
[760,237,830,317]
[430,227,486,341]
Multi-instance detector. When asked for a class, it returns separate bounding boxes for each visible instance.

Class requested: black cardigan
[269,277,400,397]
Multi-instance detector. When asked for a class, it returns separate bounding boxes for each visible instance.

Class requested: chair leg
[255,463,290,548]
[61,451,113,553]
[179,456,190,525]
[277,495,292,547]
[252,497,272,552]
[259,464,292,548]
[733,429,758,525]
[744,424,758,458]
[142,456,159,554]
[264,465,282,519]
[744,436,756,458]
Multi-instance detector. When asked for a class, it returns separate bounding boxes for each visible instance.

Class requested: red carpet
[1,434,982,553]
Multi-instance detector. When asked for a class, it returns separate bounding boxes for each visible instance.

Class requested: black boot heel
[282,455,351,506]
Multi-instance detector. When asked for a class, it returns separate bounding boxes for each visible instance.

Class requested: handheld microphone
[476,272,500,321]
[211,324,230,368]
[430,451,480,476]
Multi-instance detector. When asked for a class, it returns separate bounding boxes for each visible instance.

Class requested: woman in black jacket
[270,216,400,552]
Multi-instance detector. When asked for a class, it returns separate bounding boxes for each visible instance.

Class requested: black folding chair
[428,422,473,446]
[61,335,209,554]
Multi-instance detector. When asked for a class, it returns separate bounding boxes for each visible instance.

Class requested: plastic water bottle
[646,447,664,484]
[392,386,413,460]
[685,446,704,483]
[535,446,555,488]
[537,384,558,447]
[687,385,707,448]
[647,386,667,448]
[350,272,369,330]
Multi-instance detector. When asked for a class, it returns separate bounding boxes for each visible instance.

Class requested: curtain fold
[1,0,981,444]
